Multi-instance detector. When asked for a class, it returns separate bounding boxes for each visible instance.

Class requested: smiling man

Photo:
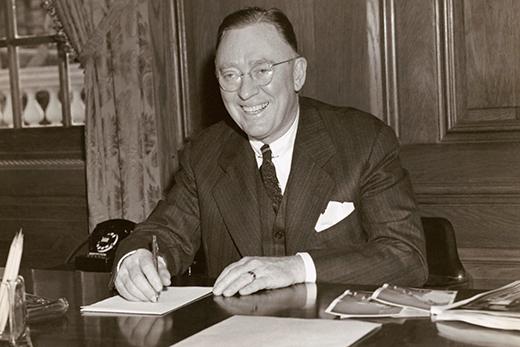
[112,7,428,302]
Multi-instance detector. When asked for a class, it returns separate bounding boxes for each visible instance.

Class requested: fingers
[114,271,146,301]
[158,256,171,287]
[115,265,148,301]
[115,249,165,302]
[214,259,244,284]
[213,258,259,296]
[137,251,164,293]
[220,271,259,297]
[212,256,306,297]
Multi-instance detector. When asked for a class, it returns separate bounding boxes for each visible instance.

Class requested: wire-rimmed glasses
[216,56,300,92]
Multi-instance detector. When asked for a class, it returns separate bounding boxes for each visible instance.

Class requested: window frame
[0,0,73,128]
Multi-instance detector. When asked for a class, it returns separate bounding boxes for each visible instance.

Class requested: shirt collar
[249,108,300,159]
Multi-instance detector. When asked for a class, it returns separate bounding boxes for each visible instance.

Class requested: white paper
[315,201,355,232]
[80,286,212,316]
[171,315,380,347]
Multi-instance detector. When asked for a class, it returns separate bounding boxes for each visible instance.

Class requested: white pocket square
[314,201,355,232]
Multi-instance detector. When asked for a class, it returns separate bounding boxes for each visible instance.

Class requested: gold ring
[247,271,256,280]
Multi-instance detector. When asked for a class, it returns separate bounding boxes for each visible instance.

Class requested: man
[113,7,428,302]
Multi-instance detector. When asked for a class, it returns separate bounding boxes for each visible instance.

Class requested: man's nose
[238,75,260,100]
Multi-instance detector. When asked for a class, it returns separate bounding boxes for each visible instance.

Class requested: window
[0,0,84,128]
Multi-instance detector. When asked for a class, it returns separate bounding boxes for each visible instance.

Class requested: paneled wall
[0,127,88,269]
[173,0,520,288]
[391,0,520,288]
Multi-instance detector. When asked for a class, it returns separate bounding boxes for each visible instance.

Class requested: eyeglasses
[216,56,300,92]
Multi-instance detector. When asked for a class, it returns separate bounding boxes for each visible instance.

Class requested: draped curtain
[47,0,176,230]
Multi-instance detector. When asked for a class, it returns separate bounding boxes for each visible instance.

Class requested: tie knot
[261,144,272,161]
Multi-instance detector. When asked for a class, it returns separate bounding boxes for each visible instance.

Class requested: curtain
[47,0,175,231]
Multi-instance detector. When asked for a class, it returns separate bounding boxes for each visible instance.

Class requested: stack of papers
[431,280,520,330]
[326,281,520,331]
[80,286,212,316]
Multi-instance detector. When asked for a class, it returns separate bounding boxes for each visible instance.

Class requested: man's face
[215,23,306,143]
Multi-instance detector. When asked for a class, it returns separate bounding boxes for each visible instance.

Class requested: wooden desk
[19,269,506,347]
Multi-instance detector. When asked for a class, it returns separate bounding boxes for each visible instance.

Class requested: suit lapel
[285,100,337,250]
[212,128,262,256]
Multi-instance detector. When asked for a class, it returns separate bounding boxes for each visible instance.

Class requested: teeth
[242,102,268,114]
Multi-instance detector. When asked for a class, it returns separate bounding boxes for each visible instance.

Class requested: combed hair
[216,7,298,52]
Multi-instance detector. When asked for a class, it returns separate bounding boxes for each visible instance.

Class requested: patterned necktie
[260,144,283,213]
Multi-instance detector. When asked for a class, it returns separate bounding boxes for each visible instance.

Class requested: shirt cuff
[296,252,317,283]
[116,250,137,271]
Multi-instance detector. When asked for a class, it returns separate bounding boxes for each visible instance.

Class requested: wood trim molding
[0,158,84,169]
[367,0,383,119]
[149,0,192,191]
[416,192,520,205]
[381,0,400,136]
[437,0,520,142]
[401,142,520,202]
[460,247,520,285]
[173,0,191,144]
[460,248,520,264]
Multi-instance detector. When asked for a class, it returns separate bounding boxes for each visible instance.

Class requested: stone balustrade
[0,63,84,128]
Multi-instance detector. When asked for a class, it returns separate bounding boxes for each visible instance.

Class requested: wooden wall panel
[0,166,88,269]
[418,204,520,249]
[310,1,377,114]
[0,128,88,269]
[463,0,520,113]
[441,0,520,141]
[394,0,520,287]
[393,0,440,144]
[400,143,520,195]
[460,248,520,289]
[148,0,185,188]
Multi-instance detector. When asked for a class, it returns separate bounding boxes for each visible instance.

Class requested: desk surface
[19,269,506,347]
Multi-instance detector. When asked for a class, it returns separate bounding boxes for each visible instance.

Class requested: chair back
[421,217,471,289]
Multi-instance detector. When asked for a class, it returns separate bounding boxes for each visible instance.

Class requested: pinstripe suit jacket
[114,97,428,286]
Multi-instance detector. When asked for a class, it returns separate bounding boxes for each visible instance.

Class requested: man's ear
[293,57,307,92]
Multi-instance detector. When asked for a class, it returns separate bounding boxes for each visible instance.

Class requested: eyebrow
[217,58,272,70]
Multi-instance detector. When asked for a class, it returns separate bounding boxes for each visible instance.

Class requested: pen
[152,235,160,301]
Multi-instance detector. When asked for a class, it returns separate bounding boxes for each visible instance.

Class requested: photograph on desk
[326,284,457,319]
[431,280,520,330]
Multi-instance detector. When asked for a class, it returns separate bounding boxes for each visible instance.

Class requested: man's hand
[212,255,306,297]
[115,248,171,302]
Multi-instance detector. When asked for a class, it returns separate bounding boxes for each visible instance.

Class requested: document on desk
[80,286,212,316]
[172,315,381,347]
